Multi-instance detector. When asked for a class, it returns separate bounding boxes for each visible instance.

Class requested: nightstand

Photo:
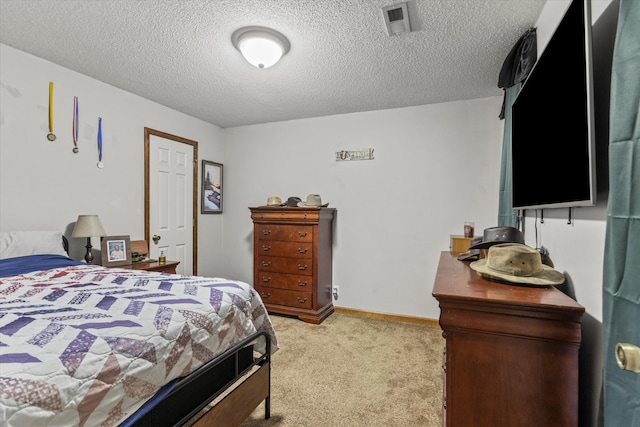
[127,261,180,274]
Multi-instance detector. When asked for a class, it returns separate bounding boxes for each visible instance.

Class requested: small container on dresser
[249,206,336,324]
[449,235,472,253]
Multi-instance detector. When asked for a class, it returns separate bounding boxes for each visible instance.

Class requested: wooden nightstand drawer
[126,261,180,274]
[255,224,313,242]
[257,256,312,275]
[256,240,313,258]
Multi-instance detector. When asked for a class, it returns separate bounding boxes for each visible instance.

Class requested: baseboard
[334,306,440,328]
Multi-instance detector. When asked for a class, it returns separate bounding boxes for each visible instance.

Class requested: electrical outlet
[332,286,339,300]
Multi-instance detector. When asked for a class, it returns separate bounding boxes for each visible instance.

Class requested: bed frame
[129,331,271,427]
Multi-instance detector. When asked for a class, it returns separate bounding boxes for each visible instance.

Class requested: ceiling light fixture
[231,26,290,69]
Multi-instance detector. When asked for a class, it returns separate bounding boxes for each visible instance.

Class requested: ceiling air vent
[381,2,411,36]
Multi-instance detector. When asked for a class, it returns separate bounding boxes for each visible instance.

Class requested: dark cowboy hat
[469,226,524,250]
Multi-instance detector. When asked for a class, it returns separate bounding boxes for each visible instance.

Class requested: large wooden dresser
[249,206,336,324]
[432,251,584,427]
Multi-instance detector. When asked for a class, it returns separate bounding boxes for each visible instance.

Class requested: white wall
[222,98,504,319]
[0,44,226,275]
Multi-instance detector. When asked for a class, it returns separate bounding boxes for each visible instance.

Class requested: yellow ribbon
[48,81,53,133]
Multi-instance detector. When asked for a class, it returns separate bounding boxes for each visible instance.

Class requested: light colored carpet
[240,312,444,427]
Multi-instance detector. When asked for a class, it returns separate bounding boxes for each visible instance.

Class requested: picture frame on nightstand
[101,235,131,267]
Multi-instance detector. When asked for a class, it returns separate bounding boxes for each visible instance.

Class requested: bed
[0,231,278,427]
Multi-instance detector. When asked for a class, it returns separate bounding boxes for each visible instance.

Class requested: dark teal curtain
[497,83,521,227]
[602,0,640,425]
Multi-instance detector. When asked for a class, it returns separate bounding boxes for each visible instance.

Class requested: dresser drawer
[255,224,313,242]
[256,271,312,290]
[256,240,313,258]
[252,210,320,222]
[257,255,312,275]
[255,285,313,309]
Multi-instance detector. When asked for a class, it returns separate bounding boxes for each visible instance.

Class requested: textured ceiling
[0,0,545,128]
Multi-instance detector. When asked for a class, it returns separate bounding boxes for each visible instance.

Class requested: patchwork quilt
[0,260,277,427]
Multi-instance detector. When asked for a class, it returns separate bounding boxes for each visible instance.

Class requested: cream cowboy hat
[470,243,565,286]
[297,194,329,207]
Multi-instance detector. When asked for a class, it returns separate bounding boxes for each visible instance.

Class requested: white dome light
[232,26,290,69]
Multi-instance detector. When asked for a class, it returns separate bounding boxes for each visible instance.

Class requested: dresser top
[432,251,584,314]
[249,206,335,211]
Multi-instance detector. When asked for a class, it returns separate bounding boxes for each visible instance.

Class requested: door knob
[615,343,640,373]
[152,235,161,244]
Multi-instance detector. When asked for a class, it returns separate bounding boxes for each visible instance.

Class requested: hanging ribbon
[72,96,79,153]
[97,117,103,168]
[47,82,56,141]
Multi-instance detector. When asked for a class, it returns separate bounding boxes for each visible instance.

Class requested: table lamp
[71,214,106,263]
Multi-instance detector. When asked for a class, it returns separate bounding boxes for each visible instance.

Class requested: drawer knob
[261,292,271,299]
[298,264,308,270]
[262,230,272,235]
[262,261,272,267]
[298,231,308,237]
[297,297,307,304]
[298,280,308,287]
[262,245,271,251]
[298,248,308,254]
[262,276,271,283]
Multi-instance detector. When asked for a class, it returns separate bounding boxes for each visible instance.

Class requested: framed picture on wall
[201,160,223,214]
[101,235,131,267]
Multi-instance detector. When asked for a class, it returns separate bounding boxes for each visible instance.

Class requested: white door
[147,131,196,275]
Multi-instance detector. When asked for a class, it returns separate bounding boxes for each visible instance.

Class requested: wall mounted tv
[511,0,597,210]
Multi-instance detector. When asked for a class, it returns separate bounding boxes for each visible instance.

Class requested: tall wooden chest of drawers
[249,206,336,324]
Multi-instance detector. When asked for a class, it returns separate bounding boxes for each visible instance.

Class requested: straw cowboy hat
[470,243,565,286]
[297,194,329,207]
[266,196,283,206]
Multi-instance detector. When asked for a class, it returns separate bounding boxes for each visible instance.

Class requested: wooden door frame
[144,127,198,275]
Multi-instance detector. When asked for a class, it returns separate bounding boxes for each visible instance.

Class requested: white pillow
[0,231,68,259]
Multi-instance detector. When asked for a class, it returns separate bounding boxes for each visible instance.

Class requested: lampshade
[71,215,107,238]
[231,26,290,69]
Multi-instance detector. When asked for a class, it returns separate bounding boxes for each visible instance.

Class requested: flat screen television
[511,0,597,210]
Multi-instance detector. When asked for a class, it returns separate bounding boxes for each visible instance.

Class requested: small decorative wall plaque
[335,148,375,162]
